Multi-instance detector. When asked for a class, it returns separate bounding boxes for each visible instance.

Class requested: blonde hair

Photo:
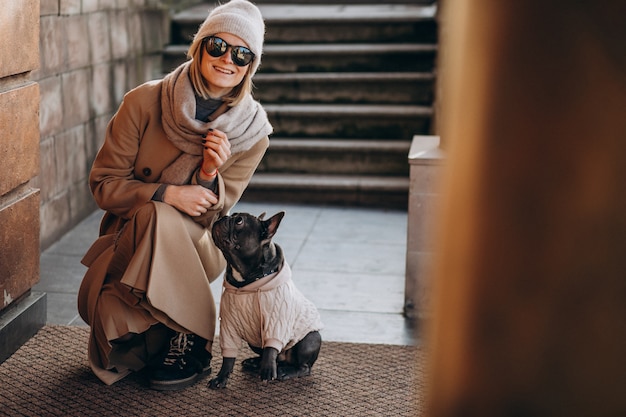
[187,36,254,107]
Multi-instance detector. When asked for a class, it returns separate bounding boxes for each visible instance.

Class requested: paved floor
[36,201,415,346]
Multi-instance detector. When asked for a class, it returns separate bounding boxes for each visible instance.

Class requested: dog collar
[226,264,281,288]
[225,246,285,288]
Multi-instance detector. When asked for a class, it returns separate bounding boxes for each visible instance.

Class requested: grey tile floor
[36,201,415,346]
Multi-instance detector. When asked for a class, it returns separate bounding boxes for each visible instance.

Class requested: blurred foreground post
[426,1,626,415]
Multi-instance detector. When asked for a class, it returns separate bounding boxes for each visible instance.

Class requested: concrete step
[163,2,437,209]
[258,43,437,73]
[254,72,435,105]
[258,138,411,176]
[265,104,432,139]
[251,0,434,4]
[163,42,437,74]
[172,3,437,44]
[242,173,410,209]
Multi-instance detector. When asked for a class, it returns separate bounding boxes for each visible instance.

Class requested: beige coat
[78,79,269,385]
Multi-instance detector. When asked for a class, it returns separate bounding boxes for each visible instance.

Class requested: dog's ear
[258,212,267,220]
[261,211,285,243]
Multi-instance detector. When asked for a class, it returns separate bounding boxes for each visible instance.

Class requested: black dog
[209,211,323,389]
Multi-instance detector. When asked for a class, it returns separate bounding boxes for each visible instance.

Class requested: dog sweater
[218,262,323,358]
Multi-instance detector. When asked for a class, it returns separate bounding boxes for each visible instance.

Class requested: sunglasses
[203,36,255,67]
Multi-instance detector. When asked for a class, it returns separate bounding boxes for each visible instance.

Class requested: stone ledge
[405,135,445,320]
[409,134,444,165]
[0,291,46,364]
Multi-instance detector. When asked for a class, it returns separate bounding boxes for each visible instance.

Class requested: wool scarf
[159,61,272,185]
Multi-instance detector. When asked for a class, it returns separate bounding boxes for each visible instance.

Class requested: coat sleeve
[90,88,161,220]
[192,135,269,227]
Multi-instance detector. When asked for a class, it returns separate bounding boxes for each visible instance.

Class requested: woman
[77,0,272,391]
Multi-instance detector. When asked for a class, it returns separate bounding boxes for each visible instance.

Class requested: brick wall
[35,0,169,249]
[0,0,41,312]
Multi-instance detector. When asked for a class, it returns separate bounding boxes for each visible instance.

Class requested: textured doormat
[0,326,425,416]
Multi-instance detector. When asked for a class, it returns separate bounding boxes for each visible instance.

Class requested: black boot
[187,334,212,374]
[148,332,202,391]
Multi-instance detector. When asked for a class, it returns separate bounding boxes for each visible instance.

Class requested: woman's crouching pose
[78,0,272,390]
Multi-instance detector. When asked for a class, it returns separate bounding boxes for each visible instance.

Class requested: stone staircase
[163,1,438,209]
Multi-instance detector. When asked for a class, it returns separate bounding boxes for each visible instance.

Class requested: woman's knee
[133,202,158,225]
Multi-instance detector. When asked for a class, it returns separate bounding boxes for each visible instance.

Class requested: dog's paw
[208,376,229,389]
[260,364,277,382]
[277,364,311,381]
[241,357,262,373]
[259,348,278,381]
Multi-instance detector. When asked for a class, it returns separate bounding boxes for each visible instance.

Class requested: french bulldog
[208,211,323,389]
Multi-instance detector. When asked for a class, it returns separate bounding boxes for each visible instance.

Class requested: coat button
[142,167,152,177]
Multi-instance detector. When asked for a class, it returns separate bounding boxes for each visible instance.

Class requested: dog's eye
[235,216,244,227]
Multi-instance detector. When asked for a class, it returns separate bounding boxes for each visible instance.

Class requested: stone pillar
[0,0,45,363]
[405,135,444,321]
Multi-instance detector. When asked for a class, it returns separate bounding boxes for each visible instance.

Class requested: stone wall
[0,0,41,313]
[35,0,169,249]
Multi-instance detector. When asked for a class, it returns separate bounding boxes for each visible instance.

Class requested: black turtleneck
[195,95,223,122]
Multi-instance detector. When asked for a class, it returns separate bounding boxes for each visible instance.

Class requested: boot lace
[163,333,194,367]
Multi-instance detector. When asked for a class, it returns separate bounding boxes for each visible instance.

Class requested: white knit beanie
[194,0,265,76]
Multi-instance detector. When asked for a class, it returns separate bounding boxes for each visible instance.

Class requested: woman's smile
[213,64,235,75]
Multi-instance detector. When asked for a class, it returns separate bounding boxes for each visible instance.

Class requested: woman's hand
[163,185,218,217]
[200,128,231,178]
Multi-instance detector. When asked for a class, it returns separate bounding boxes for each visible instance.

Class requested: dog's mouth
[211,217,231,248]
